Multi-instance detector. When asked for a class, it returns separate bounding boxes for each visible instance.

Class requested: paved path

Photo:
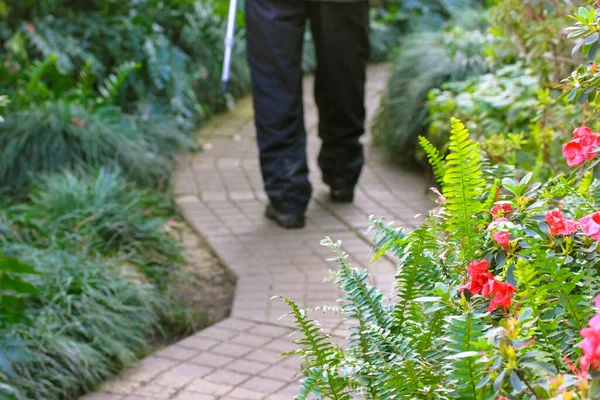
[83,64,430,400]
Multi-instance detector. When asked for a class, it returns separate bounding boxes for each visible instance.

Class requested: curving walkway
[83,64,430,400]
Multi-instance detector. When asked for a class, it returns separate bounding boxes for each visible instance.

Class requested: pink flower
[486,280,517,312]
[573,125,594,139]
[545,209,579,236]
[579,295,600,374]
[580,212,600,241]
[491,203,514,219]
[562,125,599,166]
[493,231,510,247]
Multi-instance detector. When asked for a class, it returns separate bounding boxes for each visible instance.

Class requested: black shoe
[330,187,354,203]
[265,204,305,229]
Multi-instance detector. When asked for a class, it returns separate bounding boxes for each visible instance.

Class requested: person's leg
[246,0,310,225]
[308,1,369,201]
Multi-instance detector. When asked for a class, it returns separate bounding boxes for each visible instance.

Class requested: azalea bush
[284,118,600,399]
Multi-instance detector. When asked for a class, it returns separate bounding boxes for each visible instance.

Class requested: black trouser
[246,0,369,214]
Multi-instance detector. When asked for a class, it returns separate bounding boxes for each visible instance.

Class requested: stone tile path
[83,64,430,400]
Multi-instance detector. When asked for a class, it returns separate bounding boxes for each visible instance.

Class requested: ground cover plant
[285,3,600,399]
[0,169,199,399]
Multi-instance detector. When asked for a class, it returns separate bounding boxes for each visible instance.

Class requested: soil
[173,224,236,324]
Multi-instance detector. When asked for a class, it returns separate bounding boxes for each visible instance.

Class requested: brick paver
[82,64,430,400]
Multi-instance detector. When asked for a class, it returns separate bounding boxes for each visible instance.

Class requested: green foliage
[2,245,179,399]
[419,136,446,185]
[0,255,38,400]
[562,6,600,113]
[0,256,38,327]
[444,312,489,399]
[10,169,184,284]
[286,107,600,398]
[442,119,485,260]
[0,169,199,399]
[490,0,577,84]
[373,16,501,160]
[0,101,188,194]
[427,64,582,178]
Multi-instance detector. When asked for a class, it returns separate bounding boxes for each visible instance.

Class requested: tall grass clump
[13,169,184,285]
[1,245,177,400]
[0,102,189,195]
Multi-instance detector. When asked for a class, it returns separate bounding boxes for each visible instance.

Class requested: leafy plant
[10,169,184,284]
[0,255,38,400]
[427,64,582,178]
[372,14,502,161]
[285,118,600,398]
[1,245,182,399]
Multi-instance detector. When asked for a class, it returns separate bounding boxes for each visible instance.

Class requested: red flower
[464,260,493,295]
[486,280,517,312]
[493,230,510,247]
[579,296,600,374]
[26,24,35,32]
[467,259,490,277]
[490,203,514,219]
[580,212,600,241]
[545,209,579,236]
[464,272,494,296]
[562,125,599,166]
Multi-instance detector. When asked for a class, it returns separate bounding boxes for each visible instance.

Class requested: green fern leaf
[280,297,350,399]
[98,61,141,104]
[391,227,439,329]
[419,135,446,185]
[442,118,485,259]
[444,312,488,399]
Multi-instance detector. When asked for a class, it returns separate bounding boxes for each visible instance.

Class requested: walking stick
[221,0,238,93]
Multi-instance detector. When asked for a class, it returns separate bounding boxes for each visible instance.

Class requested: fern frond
[98,61,141,104]
[323,238,390,330]
[442,118,485,260]
[444,312,489,399]
[368,216,405,261]
[419,135,446,185]
[295,371,322,400]
[391,227,439,330]
[280,297,350,399]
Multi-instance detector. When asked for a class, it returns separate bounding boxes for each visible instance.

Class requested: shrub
[426,64,583,178]
[372,14,502,161]
[284,119,600,399]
